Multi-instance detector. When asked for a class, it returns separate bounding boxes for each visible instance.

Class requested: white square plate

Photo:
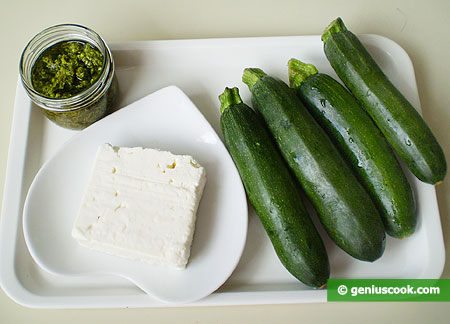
[0,35,445,308]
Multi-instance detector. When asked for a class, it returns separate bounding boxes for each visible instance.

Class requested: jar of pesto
[20,24,118,130]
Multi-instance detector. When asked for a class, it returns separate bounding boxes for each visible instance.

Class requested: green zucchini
[322,18,447,185]
[219,87,329,288]
[242,68,385,262]
[288,58,416,238]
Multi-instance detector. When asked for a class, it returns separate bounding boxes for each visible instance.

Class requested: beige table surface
[1,0,449,322]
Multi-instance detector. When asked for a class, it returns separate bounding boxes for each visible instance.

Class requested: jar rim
[19,23,115,112]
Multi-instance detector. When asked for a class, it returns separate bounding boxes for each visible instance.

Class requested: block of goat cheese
[71,143,207,269]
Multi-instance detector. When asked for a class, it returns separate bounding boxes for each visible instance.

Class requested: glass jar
[20,24,118,130]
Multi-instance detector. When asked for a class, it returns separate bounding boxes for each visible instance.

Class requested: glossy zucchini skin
[219,87,329,288]
[242,69,386,262]
[322,18,447,185]
[289,59,416,238]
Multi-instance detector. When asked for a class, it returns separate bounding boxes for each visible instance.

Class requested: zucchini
[219,87,329,288]
[288,58,416,238]
[322,18,447,185]
[242,68,385,262]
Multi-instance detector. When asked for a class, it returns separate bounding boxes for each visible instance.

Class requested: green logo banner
[327,279,450,302]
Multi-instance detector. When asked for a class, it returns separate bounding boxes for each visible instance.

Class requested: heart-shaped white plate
[23,86,248,304]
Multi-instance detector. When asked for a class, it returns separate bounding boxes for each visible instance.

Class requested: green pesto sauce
[31,40,104,99]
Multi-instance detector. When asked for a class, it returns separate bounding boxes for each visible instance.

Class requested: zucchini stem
[322,17,347,43]
[219,87,243,114]
[288,58,318,89]
[242,68,267,91]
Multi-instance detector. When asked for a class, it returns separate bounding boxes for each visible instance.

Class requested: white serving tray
[0,35,445,308]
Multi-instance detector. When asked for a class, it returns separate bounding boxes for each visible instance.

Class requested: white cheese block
[72,143,206,269]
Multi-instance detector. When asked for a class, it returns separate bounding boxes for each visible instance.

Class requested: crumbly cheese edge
[71,144,207,269]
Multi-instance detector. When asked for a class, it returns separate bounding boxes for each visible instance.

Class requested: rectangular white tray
[0,35,445,308]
